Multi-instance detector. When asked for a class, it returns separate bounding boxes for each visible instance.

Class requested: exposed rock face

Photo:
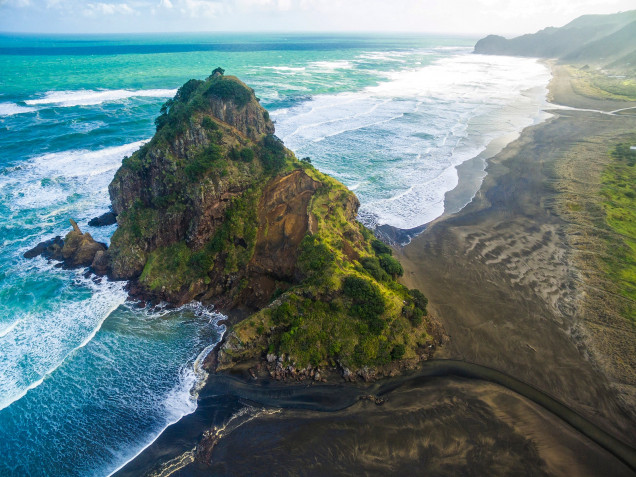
[25,70,442,377]
[88,211,117,227]
[205,90,274,141]
[24,236,64,260]
[24,219,106,269]
[62,219,107,268]
[248,170,320,294]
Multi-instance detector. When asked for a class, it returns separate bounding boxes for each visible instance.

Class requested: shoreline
[114,360,636,476]
[115,62,636,475]
[398,62,636,441]
[378,59,552,245]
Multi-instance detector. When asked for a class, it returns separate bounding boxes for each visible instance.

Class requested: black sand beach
[115,66,636,477]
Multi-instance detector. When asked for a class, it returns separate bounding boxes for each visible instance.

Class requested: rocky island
[26,69,443,380]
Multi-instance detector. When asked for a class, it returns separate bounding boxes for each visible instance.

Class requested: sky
[0,0,634,36]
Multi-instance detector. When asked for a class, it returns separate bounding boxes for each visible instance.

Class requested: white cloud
[2,0,32,7]
[84,2,135,16]
[1,0,635,34]
[179,0,224,17]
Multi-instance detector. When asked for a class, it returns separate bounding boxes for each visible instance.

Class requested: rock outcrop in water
[25,219,106,269]
[26,70,444,377]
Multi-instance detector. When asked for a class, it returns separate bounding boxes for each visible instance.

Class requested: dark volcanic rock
[25,219,107,270]
[61,219,107,268]
[24,236,64,260]
[88,211,117,227]
[91,250,110,276]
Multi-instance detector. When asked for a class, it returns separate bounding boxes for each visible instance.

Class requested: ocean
[0,33,550,476]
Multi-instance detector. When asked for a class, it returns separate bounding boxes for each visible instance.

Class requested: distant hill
[474,10,636,69]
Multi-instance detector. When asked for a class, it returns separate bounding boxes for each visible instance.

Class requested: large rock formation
[26,70,444,377]
[25,219,106,269]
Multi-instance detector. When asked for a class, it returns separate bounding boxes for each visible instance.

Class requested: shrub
[391,344,406,360]
[272,302,294,325]
[298,235,335,274]
[175,79,203,103]
[201,117,218,130]
[408,306,423,326]
[240,147,255,162]
[185,143,223,179]
[372,239,392,256]
[343,276,386,333]
[260,134,287,172]
[361,257,389,281]
[205,77,251,107]
[409,288,428,315]
[154,112,169,132]
[379,254,403,277]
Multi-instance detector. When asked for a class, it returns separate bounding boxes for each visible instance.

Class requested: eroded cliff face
[25,70,442,377]
[102,74,329,311]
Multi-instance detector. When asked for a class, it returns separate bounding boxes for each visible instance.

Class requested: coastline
[398,62,636,441]
[114,63,636,475]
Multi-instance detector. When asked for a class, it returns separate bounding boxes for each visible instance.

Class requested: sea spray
[273,53,551,229]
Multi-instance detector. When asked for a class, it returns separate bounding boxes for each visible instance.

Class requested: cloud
[179,0,224,17]
[83,2,136,16]
[1,0,32,7]
[2,0,636,34]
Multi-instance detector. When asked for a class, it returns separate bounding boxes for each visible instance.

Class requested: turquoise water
[0,33,550,476]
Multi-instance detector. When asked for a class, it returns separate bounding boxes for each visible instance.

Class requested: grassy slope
[221,162,435,370]
[566,66,636,102]
[600,142,636,321]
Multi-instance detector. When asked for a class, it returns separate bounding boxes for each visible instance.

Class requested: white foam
[0,319,22,338]
[106,304,226,477]
[24,88,177,108]
[0,102,37,116]
[273,53,551,230]
[0,272,127,411]
[261,66,306,73]
[308,60,353,72]
[0,140,147,222]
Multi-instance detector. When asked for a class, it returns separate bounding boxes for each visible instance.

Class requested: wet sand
[398,69,636,445]
[116,363,635,477]
[193,378,631,477]
[115,67,636,476]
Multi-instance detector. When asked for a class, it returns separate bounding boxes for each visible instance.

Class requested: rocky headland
[26,69,444,381]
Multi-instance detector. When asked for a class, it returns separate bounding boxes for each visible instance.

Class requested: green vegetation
[228,164,433,371]
[600,142,636,321]
[260,134,288,172]
[205,76,252,107]
[474,10,636,70]
[109,69,435,374]
[568,66,636,102]
[185,143,224,180]
[137,186,260,293]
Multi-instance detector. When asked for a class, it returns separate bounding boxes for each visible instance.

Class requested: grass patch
[568,66,636,101]
[600,142,636,320]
